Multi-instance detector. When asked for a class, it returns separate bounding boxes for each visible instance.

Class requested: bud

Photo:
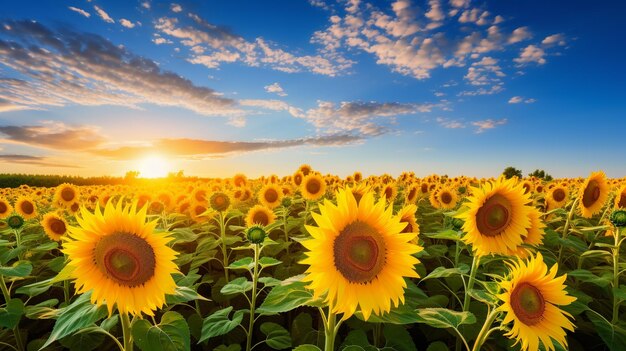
[451,217,464,231]
[7,215,25,229]
[246,225,266,244]
[210,192,231,212]
[610,209,626,228]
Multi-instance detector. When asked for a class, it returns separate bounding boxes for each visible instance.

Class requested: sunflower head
[55,183,80,207]
[397,204,419,235]
[497,252,576,351]
[42,212,68,241]
[614,184,626,209]
[7,214,25,229]
[210,192,231,212]
[0,198,13,219]
[578,171,609,218]
[245,205,276,227]
[301,174,326,201]
[259,184,283,209]
[233,173,248,188]
[301,188,421,320]
[246,225,267,244]
[63,200,179,316]
[15,196,37,220]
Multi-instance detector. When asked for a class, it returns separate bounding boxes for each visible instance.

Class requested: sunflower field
[1,166,625,351]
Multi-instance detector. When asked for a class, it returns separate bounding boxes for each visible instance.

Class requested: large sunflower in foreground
[456,177,532,257]
[497,252,576,351]
[578,171,609,218]
[63,200,179,316]
[301,188,421,320]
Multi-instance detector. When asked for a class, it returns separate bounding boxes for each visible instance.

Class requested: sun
[136,155,170,178]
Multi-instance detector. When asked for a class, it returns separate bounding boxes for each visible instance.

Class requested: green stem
[120,312,133,351]
[612,226,622,324]
[463,256,480,312]
[283,208,290,255]
[557,198,578,265]
[13,325,24,351]
[219,212,230,283]
[372,323,382,347]
[324,308,337,351]
[472,308,499,351]
[63,279,70,304]
[14,229,22,260]
[246,244,260,351]
[0,275,10,303]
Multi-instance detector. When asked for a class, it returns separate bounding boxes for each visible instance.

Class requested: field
[0,166,625,351]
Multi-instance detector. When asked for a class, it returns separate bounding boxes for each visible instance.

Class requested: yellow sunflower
[15,196,38,220]
[301,174,327,201]
[512,207,546,258]
[301,188,421,320]
[54,183,80,208]
[63,200,178,316]
[404,184,419,205]
[259,184,283,209]
[293,171,304,187]
[578,171,609,218]
[210,192,231,212]
[546,184,569,210]
[497,252,576,351]
[436,186,458,210]
[379,183,398,203]
[455,177,532,257]
[298,164,313,176]
[245,204,276,227]
[42,212,68,241]
[0,197,12,219]
[397,204,419,235]
[233,173,248,188]
[614,184,626,209]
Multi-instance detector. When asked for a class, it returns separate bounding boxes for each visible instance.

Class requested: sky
[0,0,624,178]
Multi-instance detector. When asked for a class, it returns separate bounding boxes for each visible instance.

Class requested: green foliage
[502,166,523,179]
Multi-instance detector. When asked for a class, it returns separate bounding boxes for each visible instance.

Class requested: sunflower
[301,174,327,201]
[210,192,231,212]
[63,200,178,316]
[380,183,398,203]
[546,184,569,210]
[404,184,419,204]
[54,183,80,208]
[191,188,208,204]
[190,202,212,223]
[293,171,304,187]
[245,205,276,227]
[353,171,363,182]
[455,177,532,257]
[614,184,626,209]
[512,207,546,258]
[437,186,458,210]
[578,171,609,218]
[259,184,283,209]
[233,173,248,188]
[429,187,441,209]
[0,197,12,219]
[397,204,419,235]
[348,183,371,205]
[298,164,313,176]
[301,188,421,320]
[497,252,576,351]
[15,196,37,220]
[42,212,68,241]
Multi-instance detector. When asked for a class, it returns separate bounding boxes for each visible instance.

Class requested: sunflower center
[553,188,566,202]
[334,221,386,284]
[306,180,321,194]
[400,218,415,233]
[408,188,417,201]
[476,194,512,236]
[384,187,393,200]
[582,180,600,207]
[523,184,531,194]
[265,189,279,203]
[94,233,156,287]
[619,193,626,209]
[0,202,7,214]
[510,282,545,326]
[61,188,75,202]
[253,210,269,226]
[21,201,34,215]
[421,184,428,193]
[50,218,66,235]
[441,192,452,204]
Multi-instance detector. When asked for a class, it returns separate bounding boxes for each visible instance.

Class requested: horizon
[1,0,625,178]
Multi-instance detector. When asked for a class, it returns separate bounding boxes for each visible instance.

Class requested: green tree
[502,166,523,179]
[528,169,553,181]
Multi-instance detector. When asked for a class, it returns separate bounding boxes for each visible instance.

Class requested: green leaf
[40,292,108,349]
[383,324,416,351]
[260,322,292,350]
[220,277,253,296]
[614,286,626,302]
[0,260,32,277]
[414,308,476,329]
[258,257,282,268]
[227,257,254,271]
[59,329,105,351]
[198,307,244,343]
[568,269,612,287]
[467,289,497,305]
[24,299,59,319]
[32,241,58,252]
[51,263,75,283]
[587,311,626,351]
[424,229,461,241]
[171,227,200,243]
[293,345,321,351]
[0,298,25,329]
[291,312,316,346]
[258,277,281,287]
[257,276,323,315]
[421,265,469,281]
[165,286,210,304]
[16,278,53,297]
[426,341,450,351]
[132,311,190,351]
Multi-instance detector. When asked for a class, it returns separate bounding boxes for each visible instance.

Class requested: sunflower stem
[612,226,622,324]
[323,308,337,351]
[219,212,230,283]
[471,308,499,351]
[282,207,290,256]
[557,198,578,266]
[462,255,480,312]
[0,274,10,302]
[245,244,260,351]
[120,312,133,351]
[14,229,23,260]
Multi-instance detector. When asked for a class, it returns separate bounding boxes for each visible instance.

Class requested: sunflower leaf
[132,311,190,351]
[0,298,24,329]
[198,307,244,343]
[220,277,253,296]
[260,322,292,350]
[257,276,323,315]
[258,257,282,268]
[421,265,469,281]
[414,308,476,329]
[0,260,32,277]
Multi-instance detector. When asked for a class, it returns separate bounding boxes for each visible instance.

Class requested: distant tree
[124,170,140,182]
[502,166,523,179]
[528,169,553,181]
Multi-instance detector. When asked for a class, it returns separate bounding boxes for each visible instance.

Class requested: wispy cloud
[542,33,566,47]
[436,117,465,129]
[264,82,287,97]
[171,3,183,13]
[94,5,114,24]
[120,19,136,29]
[508,96,535,104]
[472,118,507,133]
[68,6,90,18]
[0,154,81,168]
[0,20,240,116]
[0,122,105,150]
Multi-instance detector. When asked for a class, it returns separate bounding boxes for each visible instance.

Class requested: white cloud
[264,82,287,97]
[171,3,182,13]
[120,19,136,29]
[152,37,172,45]
[472,118,507,133]
[68,6,90,18]
[508,26,531,44]
[449,0,470,8]
[542,33,566,46]
[514,44,546,65]
[436,117,465,128]
[141,2,151,9]
[508,96,523,104]
[93,5,114,24]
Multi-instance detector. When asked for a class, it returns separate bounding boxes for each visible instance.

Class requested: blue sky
[0,0,624,178]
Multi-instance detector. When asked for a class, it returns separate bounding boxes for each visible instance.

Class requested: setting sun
[136,155,170,178]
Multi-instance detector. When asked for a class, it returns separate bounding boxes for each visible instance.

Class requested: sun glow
[136,156,170,178]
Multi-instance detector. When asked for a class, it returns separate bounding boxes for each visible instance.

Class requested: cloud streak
[0,154,81,168]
